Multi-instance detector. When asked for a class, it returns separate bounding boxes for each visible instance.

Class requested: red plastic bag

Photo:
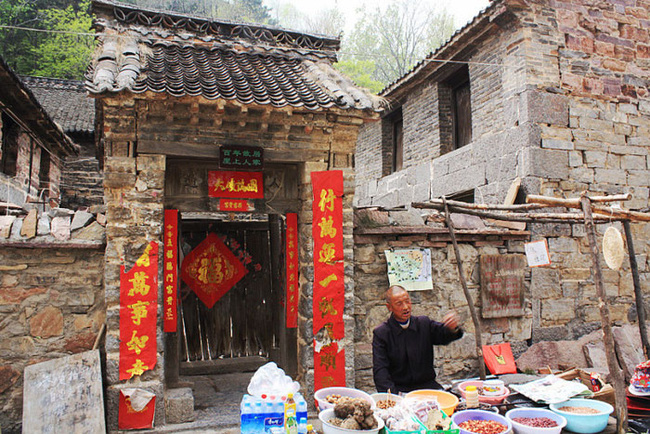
[482,343,517,375]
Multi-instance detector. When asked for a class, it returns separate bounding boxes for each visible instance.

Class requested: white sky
[264,0,492,33]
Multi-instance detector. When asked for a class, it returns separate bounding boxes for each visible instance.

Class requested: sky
[264,0,492,33]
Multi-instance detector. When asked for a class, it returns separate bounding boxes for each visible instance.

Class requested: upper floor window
[381,107,403,175]
[1,113,19,177]
[439,65,472,153]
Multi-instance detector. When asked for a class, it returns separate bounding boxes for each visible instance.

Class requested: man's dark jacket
[372,315,463,393]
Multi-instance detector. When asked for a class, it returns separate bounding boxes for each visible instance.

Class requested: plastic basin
[404,389,459,416]
[370,392,403,408]
[318,408,385,434]
[451,409,512,434]
[458,380,510,405]
[505,407,567,434]
[314,387,375,412]
[549,398,613,434]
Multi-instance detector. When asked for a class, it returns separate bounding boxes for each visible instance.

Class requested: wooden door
[178,219,290,374]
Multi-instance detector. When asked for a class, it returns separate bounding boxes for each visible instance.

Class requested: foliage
[334,59,384,94]
[31,0,94,79]
[0,0,40,73]
[343,0,455,88]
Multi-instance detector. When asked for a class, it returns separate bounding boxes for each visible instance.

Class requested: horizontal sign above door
[208,170,264,199]
[220,145,263,170]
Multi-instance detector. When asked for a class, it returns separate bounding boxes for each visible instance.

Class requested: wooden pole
[413,202,624,223]
[623,220,650,359]
[443,197,486,380]
[580,194,627,434]
[527,193,631,205]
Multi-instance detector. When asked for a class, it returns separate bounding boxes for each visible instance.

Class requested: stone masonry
[0,238,105,433]
[353,0,650,387]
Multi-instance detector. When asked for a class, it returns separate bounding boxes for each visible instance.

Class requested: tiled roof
[22,77,95,135]
[0,57,77,156]
[85,0,380,112]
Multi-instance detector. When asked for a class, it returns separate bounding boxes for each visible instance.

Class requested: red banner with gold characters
[312,170,345,389]
[285,213,299,328]
[163,210,178,333]
[208,171,264,199]
[119,242,158,381]
[219,199,251,212]
[181,233,248,308]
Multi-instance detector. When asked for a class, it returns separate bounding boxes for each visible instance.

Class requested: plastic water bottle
[253,400,265,433]
[285,407,298,434]
[296,394,307,434]
[240,401,253,434]
[284,393,297,428]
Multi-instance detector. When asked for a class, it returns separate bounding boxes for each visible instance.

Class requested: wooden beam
[527,194,650,222]
[580,195,627,434]
[138,140,328,162]
[443,197,486,380]
[355,226,530,237]
[623,220,650,360]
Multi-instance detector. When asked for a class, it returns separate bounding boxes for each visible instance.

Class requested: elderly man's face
[387,290,411,323]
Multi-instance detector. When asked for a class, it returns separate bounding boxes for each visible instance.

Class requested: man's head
[385,285,411,323]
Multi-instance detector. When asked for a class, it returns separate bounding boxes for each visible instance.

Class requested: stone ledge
[0,240,105,249]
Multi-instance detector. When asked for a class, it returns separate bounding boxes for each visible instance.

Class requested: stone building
[22,76,103,209]
[0,57,78,207]
[84,0,378,428]
[0,58,105,433]
[353,0,650,389]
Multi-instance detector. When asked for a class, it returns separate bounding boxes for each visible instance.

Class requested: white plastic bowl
[314,387,375,411]
[318,408,385,434]
[370,392,403,408]
[506,407,567,434]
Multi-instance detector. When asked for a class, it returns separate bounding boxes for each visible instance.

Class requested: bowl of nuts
[370,392,403,410]
[505,407,566,434]
[451,409,512,434]
[315,387,375,412]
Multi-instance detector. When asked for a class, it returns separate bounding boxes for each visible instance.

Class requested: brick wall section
[402,83,440,168]
[353,0,650,384]
[0,247,105,433]
[60,156,104,209]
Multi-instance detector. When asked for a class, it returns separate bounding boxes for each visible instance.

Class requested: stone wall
[352,210,648,392]
[0,243,105,433]
[353,0,650,356]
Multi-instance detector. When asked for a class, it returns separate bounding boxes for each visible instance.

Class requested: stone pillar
[103,153,166,429]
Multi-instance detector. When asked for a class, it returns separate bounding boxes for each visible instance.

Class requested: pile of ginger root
[329,397,378,430]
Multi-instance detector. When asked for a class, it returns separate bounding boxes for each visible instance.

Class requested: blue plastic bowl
[549,399,613,434]
[452,409,512,434]
[505,407,567,434]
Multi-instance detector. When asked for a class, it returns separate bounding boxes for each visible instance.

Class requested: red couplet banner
[286,213,299,328]
[208,170,264,199]
[163,210,178,333]
[311,170,345,389]
[119,242,158,381]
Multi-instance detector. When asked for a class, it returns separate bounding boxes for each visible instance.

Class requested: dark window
[381,108,403,175]
[392,115,403,173]
[438,65,472,153]
[448,189,474,203]
[39,148,50,196]
[1,113,19,177]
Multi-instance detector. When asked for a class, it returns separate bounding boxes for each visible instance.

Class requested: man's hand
[442,311,460,331]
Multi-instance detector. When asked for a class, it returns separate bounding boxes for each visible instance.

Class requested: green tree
[334,59,384,94]
[123,0,275,24]
[343,0,455,88]
[0,0,40,73]
[31,0,94,79]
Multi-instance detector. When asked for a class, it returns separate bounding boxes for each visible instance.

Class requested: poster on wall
[480,254,525,318]
[119,242,158,381]
[311,170,346,389]
[385,248,433,291]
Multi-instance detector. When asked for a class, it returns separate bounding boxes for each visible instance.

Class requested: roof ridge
[92,0,341,53]
[21,76,86,90]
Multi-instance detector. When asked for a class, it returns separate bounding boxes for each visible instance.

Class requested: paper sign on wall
[524,239,551,267]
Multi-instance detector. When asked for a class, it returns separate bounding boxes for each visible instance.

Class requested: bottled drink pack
[240,393,307,434]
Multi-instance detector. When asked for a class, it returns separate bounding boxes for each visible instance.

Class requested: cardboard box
[556,368,615,406]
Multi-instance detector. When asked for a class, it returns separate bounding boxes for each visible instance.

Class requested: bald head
[385,285,407,303]
[385,285,411,322]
